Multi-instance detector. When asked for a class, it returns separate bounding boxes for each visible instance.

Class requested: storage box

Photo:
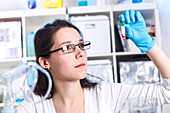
[0,21,22,59]
[86,59,114,83]
[119,61,160,84]
[70,15,111,54]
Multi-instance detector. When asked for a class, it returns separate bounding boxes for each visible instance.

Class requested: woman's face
[47,27,87,82]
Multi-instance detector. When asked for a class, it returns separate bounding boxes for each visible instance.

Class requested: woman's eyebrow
[58,39,84,47]
[79,39,84,42]
[58,41,71,47]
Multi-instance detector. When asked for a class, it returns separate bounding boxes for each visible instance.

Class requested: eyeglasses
[48,41,91,54]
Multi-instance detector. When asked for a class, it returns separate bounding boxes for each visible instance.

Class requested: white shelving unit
[0,1,161,80]
[0,0,161,108]
[0,8,67,72]
[67,1,161,83]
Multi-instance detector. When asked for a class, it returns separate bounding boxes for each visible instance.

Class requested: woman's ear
[38,57,50,69]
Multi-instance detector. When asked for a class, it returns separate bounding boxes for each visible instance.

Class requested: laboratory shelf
[0,1,161,84]
[0,58,24,63]
[68,5,112,14]
[0,10,24,19]
[87,53,113,58]
[115,52,143,56]
[68,2,157,14]
[113,2,157,11]
[0,103,4,107]
[24,7,66,17]
[23,54,113,61]
[25,57,36,61]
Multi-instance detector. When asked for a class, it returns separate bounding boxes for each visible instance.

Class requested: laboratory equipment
[128,98,158,113]
[120,20,126,38]
[119,20,127,51]
[0,62,52,113]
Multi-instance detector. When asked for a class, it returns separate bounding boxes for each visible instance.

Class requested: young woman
[17,10,170,113]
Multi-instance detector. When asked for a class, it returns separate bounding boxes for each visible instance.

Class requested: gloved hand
[119,10,156,53]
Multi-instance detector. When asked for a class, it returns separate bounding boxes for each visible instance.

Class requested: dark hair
[34,19,97,98]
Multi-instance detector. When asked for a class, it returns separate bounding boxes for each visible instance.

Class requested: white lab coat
[17,78,170,113]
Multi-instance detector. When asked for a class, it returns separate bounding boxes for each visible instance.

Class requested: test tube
[120,20,126,38]
[120,20,127,51]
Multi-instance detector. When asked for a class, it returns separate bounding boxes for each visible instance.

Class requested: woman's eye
[67,45,73,50]
[62,45,70,51]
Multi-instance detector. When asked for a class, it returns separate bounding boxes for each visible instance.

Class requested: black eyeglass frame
[47,41,91,55]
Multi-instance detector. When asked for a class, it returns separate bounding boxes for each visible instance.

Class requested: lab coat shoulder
[17,93,55,113]
[17,94,40,113]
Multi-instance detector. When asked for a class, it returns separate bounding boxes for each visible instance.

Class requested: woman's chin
[78,72,87,79]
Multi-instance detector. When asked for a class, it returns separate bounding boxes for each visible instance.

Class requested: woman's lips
[75,63,85,68]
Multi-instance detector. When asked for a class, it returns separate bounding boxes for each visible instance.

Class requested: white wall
[0,0,27,11]
[157,0,170,57]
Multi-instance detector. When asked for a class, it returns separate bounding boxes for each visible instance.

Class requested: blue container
[78,0,88,6]
[28,0,36,9]
[132,0,143,3]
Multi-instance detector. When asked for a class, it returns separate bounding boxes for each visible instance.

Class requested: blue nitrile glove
[119,10,156,53]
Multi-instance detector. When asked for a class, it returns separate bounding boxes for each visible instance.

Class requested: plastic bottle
[0,62,52,113]
[28,0,36,9]
[26,32,35,57]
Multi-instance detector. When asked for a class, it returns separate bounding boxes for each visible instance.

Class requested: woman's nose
[75,46,86,59]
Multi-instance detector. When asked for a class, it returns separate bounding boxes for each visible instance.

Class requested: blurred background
[0,0,169,57]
